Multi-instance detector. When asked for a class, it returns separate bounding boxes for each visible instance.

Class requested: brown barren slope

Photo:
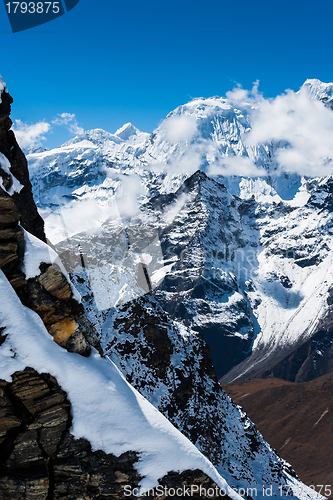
[222,374,333,498]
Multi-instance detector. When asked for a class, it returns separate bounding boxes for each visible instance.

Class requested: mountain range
[27,78,333,384]
[1,75,332,498]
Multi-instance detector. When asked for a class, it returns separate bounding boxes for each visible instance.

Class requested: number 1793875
[5,2,60,14]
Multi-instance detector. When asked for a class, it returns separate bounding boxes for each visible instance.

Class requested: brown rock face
[37,264,73,301]
[0,190,19,224]
[14,264,98,356]
[0,187,26,289]
[0,368,231,500]
[222,375,333,498]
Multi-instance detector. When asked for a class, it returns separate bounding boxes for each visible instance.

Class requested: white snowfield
[0,152,23,195]
[0,269,242,495]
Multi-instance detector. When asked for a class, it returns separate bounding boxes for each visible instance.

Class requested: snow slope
[0,268,241,495]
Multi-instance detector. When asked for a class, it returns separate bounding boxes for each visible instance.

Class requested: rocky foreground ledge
[0,368,228,500]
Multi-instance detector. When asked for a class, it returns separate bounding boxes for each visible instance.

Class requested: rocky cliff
[0,86,100,357]
[0,88,44,242]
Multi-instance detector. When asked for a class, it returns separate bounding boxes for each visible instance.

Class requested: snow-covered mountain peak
[301,78,333,107]
[115,122,142,140]
[27,78,333,245]
[159,94,252,137]
[63,128,123,147]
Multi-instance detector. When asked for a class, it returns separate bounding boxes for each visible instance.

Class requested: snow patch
[21,229,81,302]
[0,152,23,195]
[0,75,8,102]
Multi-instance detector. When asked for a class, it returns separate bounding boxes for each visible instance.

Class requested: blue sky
[0,0,333,149]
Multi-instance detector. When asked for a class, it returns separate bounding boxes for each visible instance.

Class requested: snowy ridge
[302,79,333,108]
[69,276,322,500]
[0,269,241,495]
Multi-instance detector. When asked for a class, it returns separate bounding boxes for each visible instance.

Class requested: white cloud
[52,112,84,136]
[115,173,147,219]
[226,86,249,103]
[164,192,188,224]
[245,87,333,176]
[12,112,84,152]
[12,119,51,151]
[149,144,202,177]
[226,80,263,103]
[164,114,198,143]
[207,156,266,178]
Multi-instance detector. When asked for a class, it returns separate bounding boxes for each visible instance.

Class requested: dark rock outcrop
[14,262,97,357]
[0,89,45,242]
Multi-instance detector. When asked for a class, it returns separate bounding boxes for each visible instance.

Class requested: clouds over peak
[12,120,51,151]
[13,80,333,179]
[245,86,333,176]
[164,114,198,143]
[226,80,262,104]
[52,113,84,136]
[13,112,84,152]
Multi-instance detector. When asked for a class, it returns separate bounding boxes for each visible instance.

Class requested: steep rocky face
[57,170,259,379]
[0,187,26,290]
[0,84,100,356]
[0,189,95,356]
[0,89,45,242]
[150,171,258,379]
[0,368,228,500]
[55,166,333,383]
